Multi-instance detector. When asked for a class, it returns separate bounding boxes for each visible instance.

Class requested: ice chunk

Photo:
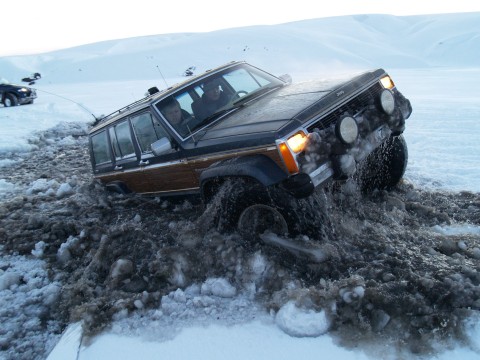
[250,252,267,276]
[0,271,22,290]
[0,179,15,195]
[134,300,144,309]
[26,178,59,195]
[32,241,46,258]
[172,288,187,303]
[201,278,237,298]
[371,309,391,332]
[275,301,330,337]
[56,183,74,198]
[339,285,365,304]
[56,243,71,264]
[110,259,134,280]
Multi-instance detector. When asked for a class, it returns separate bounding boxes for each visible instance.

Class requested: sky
[2,0,480,57]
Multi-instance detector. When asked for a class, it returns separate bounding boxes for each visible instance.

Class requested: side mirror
[279,74,292,84]
[151,137,172,156]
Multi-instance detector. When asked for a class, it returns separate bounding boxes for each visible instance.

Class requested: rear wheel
[3,94,18,107]
[357,135,408,192]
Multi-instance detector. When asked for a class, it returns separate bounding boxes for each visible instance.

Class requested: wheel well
[201,176,260,204]
[105,181,132,195]
[199,155,287,203]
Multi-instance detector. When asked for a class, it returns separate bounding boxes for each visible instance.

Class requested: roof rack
[93,88,166,126]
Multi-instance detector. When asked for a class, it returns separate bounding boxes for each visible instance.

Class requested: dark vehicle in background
[0,79,37,107]
[88,61,412,236]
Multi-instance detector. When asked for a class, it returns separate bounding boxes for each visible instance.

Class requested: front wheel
[237,204,289,238]
[206,178,327,239]
[357,135,408,192]
[3,94,19,107]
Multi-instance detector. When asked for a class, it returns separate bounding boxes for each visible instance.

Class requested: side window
[176,92,195,116]
[109,120,135,159]
[131,112,169,153]
[91,131,111,165]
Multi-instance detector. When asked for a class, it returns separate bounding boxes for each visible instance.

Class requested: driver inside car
[161,97,195,137]
[192,79,230,121]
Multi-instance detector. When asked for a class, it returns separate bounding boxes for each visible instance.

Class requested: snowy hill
[1,12,480,84]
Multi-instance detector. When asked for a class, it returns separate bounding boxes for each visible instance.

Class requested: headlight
[18,88,29,92]
[286,131,307,153]
[379,89,395,115]
[336,116,358,144]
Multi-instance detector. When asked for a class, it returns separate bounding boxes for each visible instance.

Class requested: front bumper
[283,89,412,198]
[18,89,37,104]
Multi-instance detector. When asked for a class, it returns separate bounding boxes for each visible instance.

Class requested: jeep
[88,61,412,236]
[0,79,37,107]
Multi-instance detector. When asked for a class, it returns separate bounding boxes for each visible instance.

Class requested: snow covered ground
[1,12,480,360]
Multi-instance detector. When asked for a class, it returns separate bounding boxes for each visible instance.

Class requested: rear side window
[131,112,169,153]
[91,131,110,165]
[109,120,135,159]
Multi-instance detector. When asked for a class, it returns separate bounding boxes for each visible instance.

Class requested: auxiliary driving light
[336,116,359,144]
[379,89,395,115]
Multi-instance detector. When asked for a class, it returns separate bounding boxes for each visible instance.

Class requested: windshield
[0,78,10,85]
[155,63,284,139]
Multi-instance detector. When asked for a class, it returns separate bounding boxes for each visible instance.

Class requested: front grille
[307,82,382,132]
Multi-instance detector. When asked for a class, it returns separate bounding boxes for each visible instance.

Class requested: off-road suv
[0,79,37,107]
[88,61,412,236]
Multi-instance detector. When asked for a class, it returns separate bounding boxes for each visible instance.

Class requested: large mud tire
[209,178,327,239]
[358,135,408,192]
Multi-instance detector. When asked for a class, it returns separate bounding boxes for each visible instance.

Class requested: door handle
[114,165,123,171]
[139,160,150,166]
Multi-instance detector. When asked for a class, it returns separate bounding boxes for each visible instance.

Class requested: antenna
[156,65,169,88]
[33,88,98,122]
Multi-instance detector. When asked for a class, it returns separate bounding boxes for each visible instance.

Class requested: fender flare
[199,155,287,202]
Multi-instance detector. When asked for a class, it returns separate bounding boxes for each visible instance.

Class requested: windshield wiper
[189,107,236,133]
[232,84,283,107]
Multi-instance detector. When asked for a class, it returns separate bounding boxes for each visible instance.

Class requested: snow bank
[0,254,62,358]
[275,301,331,337]
[0,179,15,195]
[432,224,480,236]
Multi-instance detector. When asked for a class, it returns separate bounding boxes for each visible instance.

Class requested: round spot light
[380,89,395,115]
[336,116,359,144]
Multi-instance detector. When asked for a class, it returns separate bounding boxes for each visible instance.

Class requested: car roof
[89,60,245,133]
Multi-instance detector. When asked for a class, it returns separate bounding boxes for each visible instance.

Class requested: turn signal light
[278,142,299,174]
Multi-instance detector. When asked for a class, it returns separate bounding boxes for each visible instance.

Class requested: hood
[198,78,351,141]
[0,83,29,89]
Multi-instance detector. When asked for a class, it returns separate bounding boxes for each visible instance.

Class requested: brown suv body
[89,61,412,211]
